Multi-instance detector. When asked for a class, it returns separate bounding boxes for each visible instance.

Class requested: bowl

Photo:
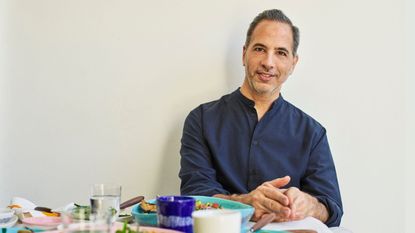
[131,195,254,231]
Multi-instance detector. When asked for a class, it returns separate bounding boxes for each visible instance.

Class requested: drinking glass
[156,196,195,233]
[61,207,110,233]
[90,184,121,223]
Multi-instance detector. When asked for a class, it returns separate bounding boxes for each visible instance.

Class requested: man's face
[242,20,298,97]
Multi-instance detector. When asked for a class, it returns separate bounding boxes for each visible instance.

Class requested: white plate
[0,215,18,228]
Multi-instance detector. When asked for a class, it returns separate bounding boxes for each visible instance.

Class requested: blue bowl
[131,195,254,231]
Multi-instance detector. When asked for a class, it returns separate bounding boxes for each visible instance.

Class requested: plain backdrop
[1,1,414,232]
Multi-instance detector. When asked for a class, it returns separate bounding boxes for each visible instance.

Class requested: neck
[240,82,280,120]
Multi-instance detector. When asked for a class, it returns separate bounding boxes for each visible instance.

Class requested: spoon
[248,213,276,232]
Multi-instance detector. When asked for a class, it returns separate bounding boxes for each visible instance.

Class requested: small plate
[22,216,61,230]
[0,208,15,220]
[139,226,183,233]
[0,215,18,228]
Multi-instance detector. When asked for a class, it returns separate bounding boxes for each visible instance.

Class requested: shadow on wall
[225,21,245,91]
[153,22,246,196]
[154,119,183,196]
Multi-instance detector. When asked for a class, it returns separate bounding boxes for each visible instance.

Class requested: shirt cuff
[314,195,343,227]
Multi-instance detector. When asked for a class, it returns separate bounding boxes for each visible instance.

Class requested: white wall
[0,0,412,232]
[1,0,9,199]
[404,0,415,232]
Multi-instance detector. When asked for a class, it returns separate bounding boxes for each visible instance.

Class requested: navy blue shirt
[179,89,343,227]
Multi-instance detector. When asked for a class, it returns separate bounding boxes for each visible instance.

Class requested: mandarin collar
[234,88,284,112]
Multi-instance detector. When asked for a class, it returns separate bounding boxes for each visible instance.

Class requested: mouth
[256,71,275,82]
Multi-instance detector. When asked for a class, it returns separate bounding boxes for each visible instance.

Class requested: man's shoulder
[191,92,234,114]
[282,98,324,130]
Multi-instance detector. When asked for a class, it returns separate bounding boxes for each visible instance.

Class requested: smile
[257,72,275,82]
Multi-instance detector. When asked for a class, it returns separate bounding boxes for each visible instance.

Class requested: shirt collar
[234,88,284,112]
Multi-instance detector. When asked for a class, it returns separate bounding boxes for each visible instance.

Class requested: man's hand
[284,187,329,223]
[215,176,291,221]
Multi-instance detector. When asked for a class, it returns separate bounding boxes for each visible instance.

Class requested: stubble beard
[248,74,279,97]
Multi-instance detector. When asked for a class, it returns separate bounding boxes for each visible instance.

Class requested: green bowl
[131,195,254,230]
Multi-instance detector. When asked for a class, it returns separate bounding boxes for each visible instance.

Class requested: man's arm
[179,107,228,196]
[298,127,343,227]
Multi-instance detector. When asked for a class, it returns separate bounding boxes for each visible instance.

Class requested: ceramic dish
[131,195,254,231]
[21,216,62,230]
[139,226,183,233]
[0,215,18,228]
[0,208,15,224]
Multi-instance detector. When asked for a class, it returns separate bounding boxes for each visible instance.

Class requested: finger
[284,187,311,221]
[251,209,266,222]
[267,176,291,188]
[261,197,291,218]
[260,185,289,206]
[274,213,291,223]
[284,188,297,216]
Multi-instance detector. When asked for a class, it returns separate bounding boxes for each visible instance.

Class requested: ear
[289,55,299,75]
[242,46,247,66]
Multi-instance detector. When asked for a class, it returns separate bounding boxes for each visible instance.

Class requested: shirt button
[253,140,258,145]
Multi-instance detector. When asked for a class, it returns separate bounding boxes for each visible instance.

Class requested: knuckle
[251,194,261,203]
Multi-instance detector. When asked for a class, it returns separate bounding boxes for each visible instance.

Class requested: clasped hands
[218,176,329,223]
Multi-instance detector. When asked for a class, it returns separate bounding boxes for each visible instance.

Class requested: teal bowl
[131,195,254,230]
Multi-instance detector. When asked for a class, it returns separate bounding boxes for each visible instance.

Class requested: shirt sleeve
[179,106,229,196]
[301,127,343,227]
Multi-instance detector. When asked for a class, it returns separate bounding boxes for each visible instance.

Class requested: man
[179,9,343,227]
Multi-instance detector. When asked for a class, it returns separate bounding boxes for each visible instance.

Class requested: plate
[131,195,254,230]
[22,216,61,230]
[0,215,18,228]
[139,226,183,233]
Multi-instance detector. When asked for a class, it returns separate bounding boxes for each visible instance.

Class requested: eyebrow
[252,43,291,55]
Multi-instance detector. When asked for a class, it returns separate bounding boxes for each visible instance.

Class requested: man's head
[245,9,299,56]
[241,9,300,99]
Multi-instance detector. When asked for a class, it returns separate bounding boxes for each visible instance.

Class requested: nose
[260,52,274,70]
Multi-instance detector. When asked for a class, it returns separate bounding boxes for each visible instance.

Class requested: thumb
[268,176,291,188]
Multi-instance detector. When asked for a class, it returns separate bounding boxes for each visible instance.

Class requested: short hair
[245,9,300,56]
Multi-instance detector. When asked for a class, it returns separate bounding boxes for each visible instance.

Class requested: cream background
[0,1,413,232]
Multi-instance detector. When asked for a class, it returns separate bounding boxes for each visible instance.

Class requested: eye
[277,50,288,57]
[254,47,265,52]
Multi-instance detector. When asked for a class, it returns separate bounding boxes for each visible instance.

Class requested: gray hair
[245,9,300,56]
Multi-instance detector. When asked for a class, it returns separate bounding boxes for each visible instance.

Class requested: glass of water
[90,184,121,223]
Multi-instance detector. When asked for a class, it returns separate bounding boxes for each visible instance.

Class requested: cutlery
[120,196,144,210]
[248,213,276,232]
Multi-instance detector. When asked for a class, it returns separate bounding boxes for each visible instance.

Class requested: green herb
[115,222,138,233]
